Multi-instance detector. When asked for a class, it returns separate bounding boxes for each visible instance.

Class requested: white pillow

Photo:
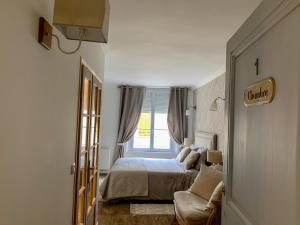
[182,151,200,169]
[190,164,223,201]
[176,147,191,163]
[190,144,201,151]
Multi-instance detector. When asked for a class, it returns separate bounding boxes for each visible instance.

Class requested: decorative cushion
[182,151,200,169]
[194,147,208,170]
[207,181,224,209]
[174,191,210,225]
[176,147,191,163]
[190,165,223,201]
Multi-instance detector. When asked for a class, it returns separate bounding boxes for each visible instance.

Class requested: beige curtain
[167,87,188,145]
[116,86,145,158]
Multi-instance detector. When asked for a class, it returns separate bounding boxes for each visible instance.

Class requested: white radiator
[99,147,111,172]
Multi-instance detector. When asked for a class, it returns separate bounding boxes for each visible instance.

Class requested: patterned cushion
[176,147,191,163]
[182,151,200,169]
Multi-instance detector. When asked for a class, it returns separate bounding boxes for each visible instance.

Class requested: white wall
[99,82,120,166]
[0,1,105,225]
[195,74,225,151]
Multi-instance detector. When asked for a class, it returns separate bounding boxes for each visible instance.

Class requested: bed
[99,131,217,201]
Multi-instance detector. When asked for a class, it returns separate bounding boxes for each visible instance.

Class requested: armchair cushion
[174,191,211,225]
[190,165,222,201]
[207,181,224,209]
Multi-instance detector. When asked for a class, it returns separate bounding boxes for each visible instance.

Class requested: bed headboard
[194,131,217,150]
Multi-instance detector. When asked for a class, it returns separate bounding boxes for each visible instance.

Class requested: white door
[223,1,300,225]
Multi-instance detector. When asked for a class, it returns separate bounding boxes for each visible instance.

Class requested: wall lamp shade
[210,97,225,111]
[53,0,110,43]
[183,138,193,147]
[207,150,223,164]
[210,100,218,111]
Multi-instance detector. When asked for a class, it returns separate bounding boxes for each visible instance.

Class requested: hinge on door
[254,58,259,76]
[70,162,76,175]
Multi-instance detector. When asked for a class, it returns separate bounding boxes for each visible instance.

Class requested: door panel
[86,78,102,225]
[76,73,92,225]
[74,59,102,225]
[224,4,300,225]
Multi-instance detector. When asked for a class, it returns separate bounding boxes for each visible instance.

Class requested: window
[129,89,176,151]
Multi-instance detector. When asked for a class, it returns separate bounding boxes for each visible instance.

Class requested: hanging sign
[244,77,276,107]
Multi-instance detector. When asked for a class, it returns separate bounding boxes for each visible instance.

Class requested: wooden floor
[98,202,179,225]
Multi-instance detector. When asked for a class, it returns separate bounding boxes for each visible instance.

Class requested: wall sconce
[210,97,225,111]
[38,0,109,54]
[186,106,196,116]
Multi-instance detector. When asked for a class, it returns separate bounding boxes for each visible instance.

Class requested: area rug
[130,204,175,215]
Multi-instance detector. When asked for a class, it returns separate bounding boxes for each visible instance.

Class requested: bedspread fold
[100,158,148,200]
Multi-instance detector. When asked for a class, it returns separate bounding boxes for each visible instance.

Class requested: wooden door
[223,1,300,225]
[74,59,102,225]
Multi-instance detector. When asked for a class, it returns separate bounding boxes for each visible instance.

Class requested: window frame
[128,89,176,152]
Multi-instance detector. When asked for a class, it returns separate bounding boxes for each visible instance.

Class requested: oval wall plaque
[244,77,276,107]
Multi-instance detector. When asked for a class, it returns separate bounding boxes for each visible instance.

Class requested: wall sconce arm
[51,29,85,55]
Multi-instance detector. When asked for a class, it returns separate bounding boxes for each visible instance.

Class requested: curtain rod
[118,85,145,88]
[118,85,192,90]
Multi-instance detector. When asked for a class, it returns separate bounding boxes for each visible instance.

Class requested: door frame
[223,0,300,224]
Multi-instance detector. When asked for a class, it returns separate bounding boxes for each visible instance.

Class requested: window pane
[80,154,86,187]
[142,91,152,114]
[91,86,97,115]
[94,147,99,168]
[133,129,150,148]
[90,116,95,146]
[81,116,88,150]
[154,130,170,149]
[89,152,94,168]
[154,89,170,113]
[83,78,90,114]
[154,113,168,129]
[133,112,151,148]
[130,89,174,151]
[138,113,151,130]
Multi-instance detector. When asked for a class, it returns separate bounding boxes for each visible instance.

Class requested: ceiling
[104,0,262,87]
